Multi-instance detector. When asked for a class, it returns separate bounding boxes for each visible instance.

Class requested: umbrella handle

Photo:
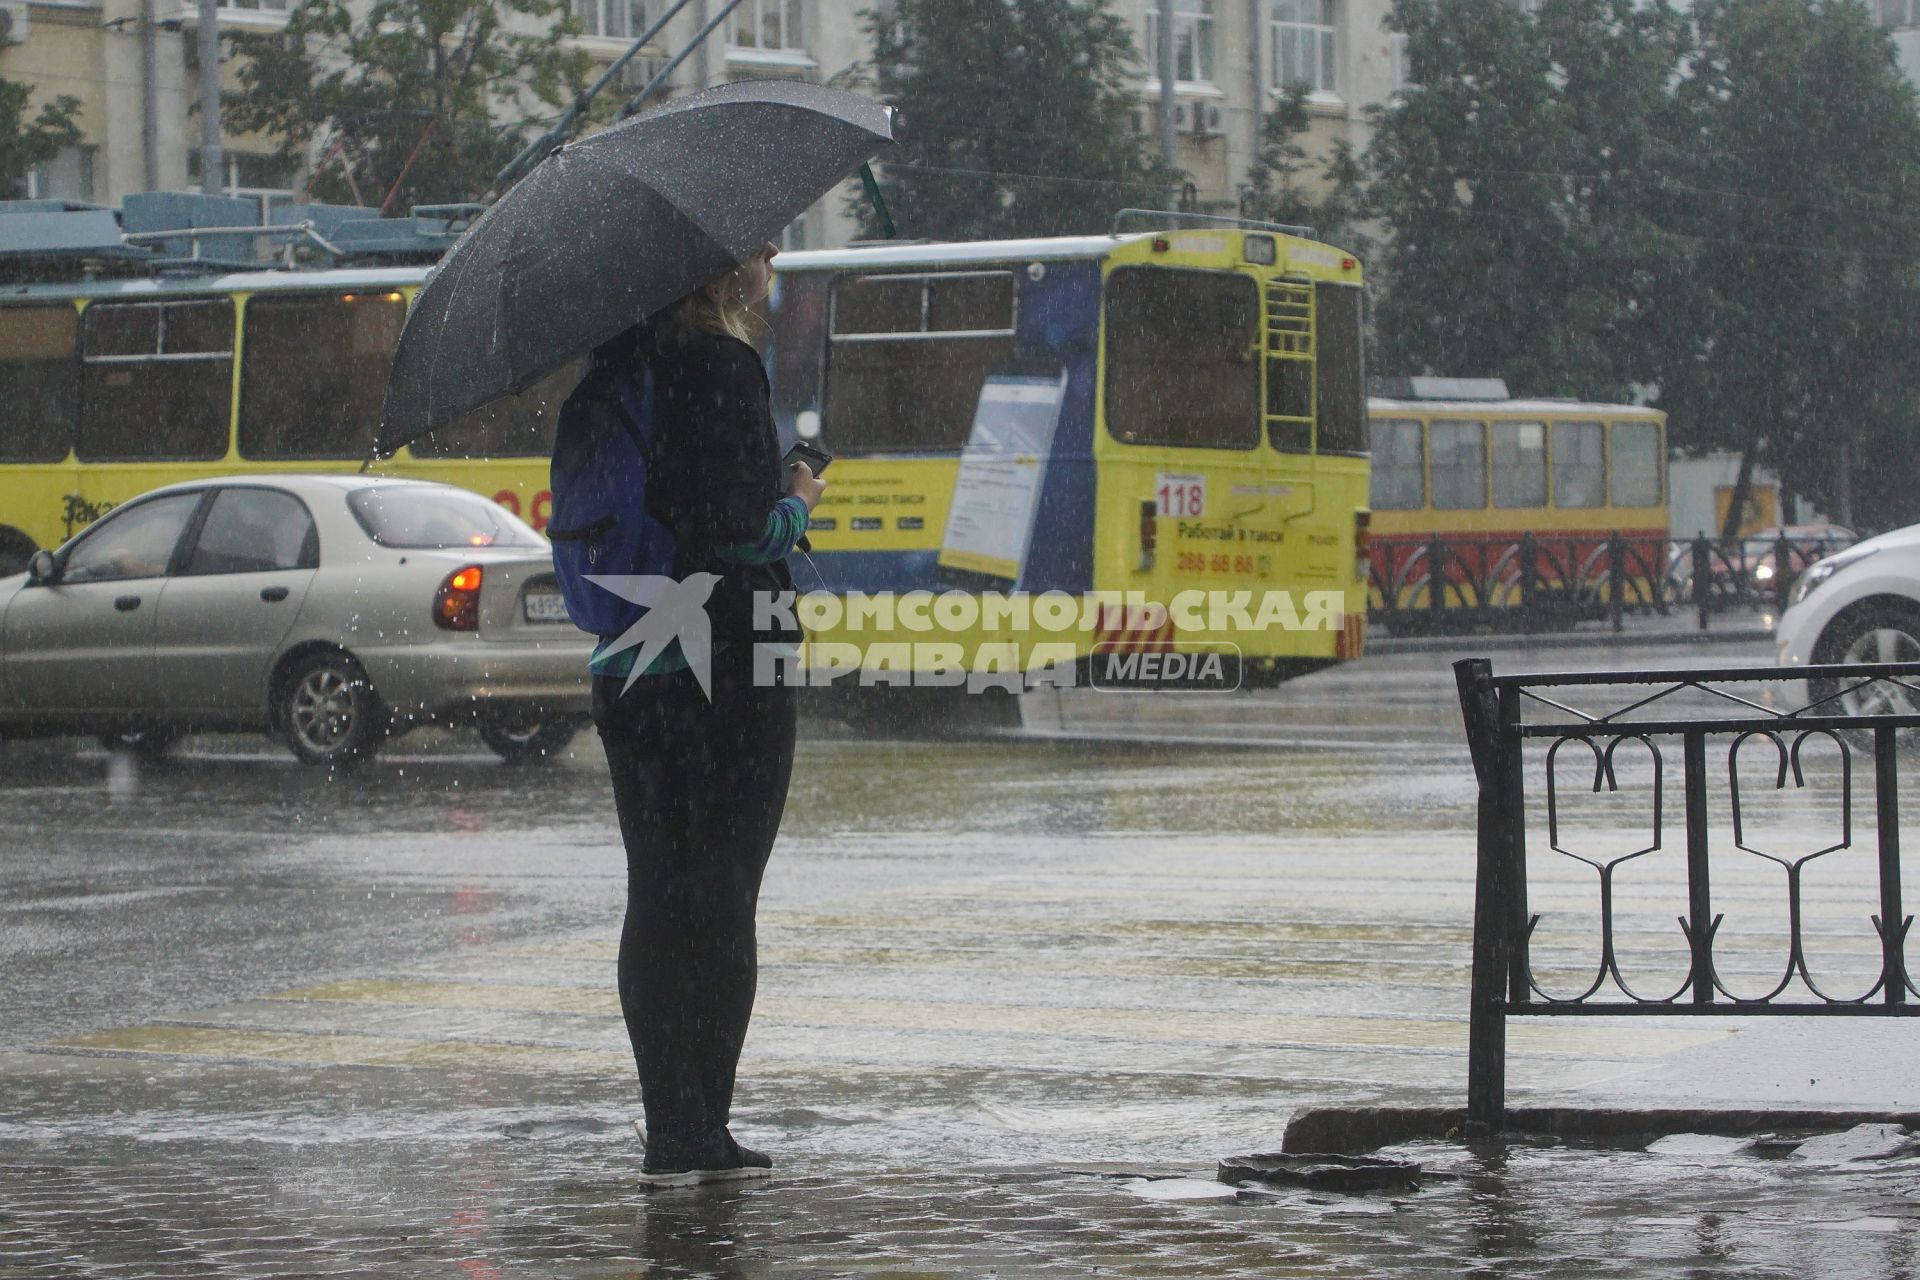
[860,163,896,240]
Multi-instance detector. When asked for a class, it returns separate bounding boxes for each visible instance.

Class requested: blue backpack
[547,364,677,638]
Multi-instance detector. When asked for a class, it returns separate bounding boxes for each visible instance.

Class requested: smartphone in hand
[783,440,833,476]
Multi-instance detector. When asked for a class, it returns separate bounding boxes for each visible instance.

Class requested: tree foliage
[1367,0,1691,402]
[856,0,1173,240]
[1366,0,1920,527]
[224,0,589,210]
[1240,90,1371,259]
[1655,0,1920,527]
[0,38,83,200]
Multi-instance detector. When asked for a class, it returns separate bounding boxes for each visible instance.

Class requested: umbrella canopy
[377,80,893,455]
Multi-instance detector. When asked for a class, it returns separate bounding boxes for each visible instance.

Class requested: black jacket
[634,329,802,649]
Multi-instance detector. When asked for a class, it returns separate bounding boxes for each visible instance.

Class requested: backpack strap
[609,366,655,454]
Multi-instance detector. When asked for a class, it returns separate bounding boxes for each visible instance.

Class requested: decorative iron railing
[1454,658,1916,1134]
[1372,532,1858,636]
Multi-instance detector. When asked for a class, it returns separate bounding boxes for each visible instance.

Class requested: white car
[0,475,595,765]
[1775,523,1920,710]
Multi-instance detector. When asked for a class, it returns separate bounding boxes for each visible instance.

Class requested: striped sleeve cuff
[716,495,810,566]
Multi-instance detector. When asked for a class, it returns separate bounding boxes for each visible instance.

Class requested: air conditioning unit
[1171,101,1194,132]
[0,3,30,43]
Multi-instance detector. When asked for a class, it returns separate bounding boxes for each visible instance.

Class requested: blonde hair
[665,274,758,345]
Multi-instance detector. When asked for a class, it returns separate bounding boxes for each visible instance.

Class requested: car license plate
[522,589,569,624]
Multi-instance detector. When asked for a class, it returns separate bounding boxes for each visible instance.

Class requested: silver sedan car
[0,475,596,765]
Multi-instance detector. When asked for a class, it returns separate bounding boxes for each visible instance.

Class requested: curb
[1370,626,1773,656]
[1282,1105,1920,1154]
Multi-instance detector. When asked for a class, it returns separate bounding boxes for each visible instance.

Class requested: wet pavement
[4,634,1919,1277]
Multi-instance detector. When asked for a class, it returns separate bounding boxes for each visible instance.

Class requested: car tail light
[1139,499,1157,571]
[434,565,483,631]
[1354,511,1372,581]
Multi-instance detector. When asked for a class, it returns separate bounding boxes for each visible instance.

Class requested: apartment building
[1,0,1400,244]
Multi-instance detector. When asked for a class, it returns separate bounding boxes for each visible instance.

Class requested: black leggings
[592,656,797,1146]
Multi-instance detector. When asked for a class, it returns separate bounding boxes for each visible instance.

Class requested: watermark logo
[1086,642,1244,692]
[587,577,1340,698]
[586,572,720,697]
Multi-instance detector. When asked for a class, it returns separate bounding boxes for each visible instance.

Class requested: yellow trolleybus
[0,199,1371,685]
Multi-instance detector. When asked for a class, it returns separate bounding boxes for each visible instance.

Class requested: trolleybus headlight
[1789,545,1876,608]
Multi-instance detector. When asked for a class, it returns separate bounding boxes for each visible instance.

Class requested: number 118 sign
[1156,474,1206,519]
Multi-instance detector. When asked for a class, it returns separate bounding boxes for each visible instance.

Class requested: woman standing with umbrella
[587,243,824,1186]
[376,81,891,1188]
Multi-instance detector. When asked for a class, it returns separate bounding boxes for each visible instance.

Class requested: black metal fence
[1454,658,1916,1135]
[1372,532,1858,636]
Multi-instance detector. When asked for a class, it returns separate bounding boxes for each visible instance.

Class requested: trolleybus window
[1492,420,1547,508]
[78,298,233,461]
[825,270,1017,452]
[1610,419,1663,507]
[1552,419,1605,507]
[409,364,572,458]
[0,304,77,462]
[1368,418,1424,510]
[1314,283,1367,453]
[1430,419,1487,509]
[241,291,405,460]
[1104,267,1259,449]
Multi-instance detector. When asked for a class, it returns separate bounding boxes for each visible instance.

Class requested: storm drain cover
[1218,1151,1422,1193]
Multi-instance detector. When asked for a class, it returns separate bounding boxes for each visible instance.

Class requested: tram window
[1314,283,1367,453]
[0,304,77,462]
[1492,421,1547,508]
[1368,418,1424,510]
[1429,420,1487,510]
[78,298,233,461]
[1105,267,1259,449]
[410,363,573,458]
[825,270,1018,452]
[1611,420,1663,507]
[1552,419,1605,508]
[241,292,404,460]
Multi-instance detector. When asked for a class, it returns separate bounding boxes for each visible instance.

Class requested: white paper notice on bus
[938,373,1070,581]
[1156,474,1207,519]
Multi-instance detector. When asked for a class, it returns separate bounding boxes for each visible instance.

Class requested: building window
[732,0,803,52]
[217,0,292,11]
[573,0,646,40]
[1881,0,1920,27]
[1143,0,1217,85]
[186,151,297,224]
[1272,0,1336,95]
[25,146,95,203]
[1389,31,1410,93]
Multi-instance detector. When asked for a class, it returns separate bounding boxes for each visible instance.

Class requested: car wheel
[96,727,179,759]
[1807,599,1920,722]
[278,650,387,766]
[476,709,584,763]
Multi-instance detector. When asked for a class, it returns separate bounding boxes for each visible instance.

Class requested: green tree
[0,45,83,199]
[1365,0,1692,400]
[856,0,1173,240]
[1655,0,1920,530]
[224,0,589,210]
[1240,89,1371,256]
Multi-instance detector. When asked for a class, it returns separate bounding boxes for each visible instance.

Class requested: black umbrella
[376,79,893,455]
